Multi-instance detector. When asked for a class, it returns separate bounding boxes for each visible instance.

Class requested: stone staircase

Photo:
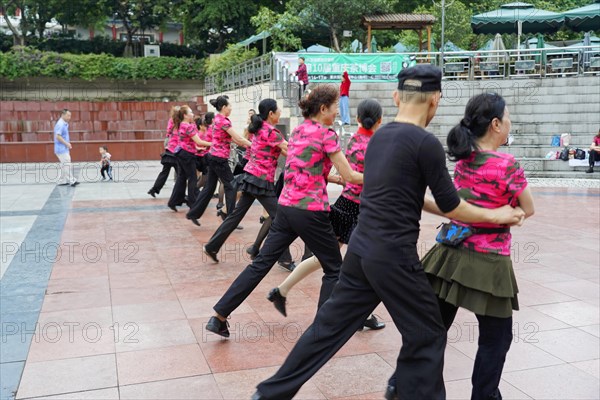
[346,76,600,179]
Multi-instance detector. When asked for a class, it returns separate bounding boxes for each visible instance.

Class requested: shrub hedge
[0,34,205,58]
[0,47,205,81]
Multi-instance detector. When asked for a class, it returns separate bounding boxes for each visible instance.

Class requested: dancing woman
[148,106,179,198]
[205,84,363,337]
[202,99,288,261]
[167,105,212,211]
[186,96,252,224]
[420,93,535,400]
[267,99,385,332]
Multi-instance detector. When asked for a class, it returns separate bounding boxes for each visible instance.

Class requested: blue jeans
[339,95,350,124]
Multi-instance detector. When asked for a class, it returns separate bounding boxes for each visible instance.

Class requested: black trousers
[253,216,310,263]
[249,172,305,263]
[150,156,177,194]
[434,300,513,400]
[589,150,600,167]
[213,206,342,318]
[256,251,447,400]
[187,155,235,220]
[168,150,198,207]
[205,189,279,254]
[100,165,112,179]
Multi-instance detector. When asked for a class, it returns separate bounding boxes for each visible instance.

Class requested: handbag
[560,133,572,147]
[436,222,510,247]
[574,148,586,160]
[559,147,570,161]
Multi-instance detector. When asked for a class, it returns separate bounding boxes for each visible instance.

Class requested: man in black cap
[252,65,525,400]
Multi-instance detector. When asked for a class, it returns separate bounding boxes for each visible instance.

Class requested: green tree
[100,0,170,57]
[55,0,109,35]
[22,0,63,38]
[178,0,286,53]
[0,0,29,45]
[287,0,394,52]
[250,7,302,51]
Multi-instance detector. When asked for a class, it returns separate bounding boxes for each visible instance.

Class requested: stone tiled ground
[1,162,599,400]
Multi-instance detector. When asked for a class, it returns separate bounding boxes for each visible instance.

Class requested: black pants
[435,300,513,400]
[100,165,112,179]
[187,155,235,220]
[168,150,198,207]
[213,206,342,318]
[253,217,310,263]
[589,150,600,167]
[205,189,279,254]
[256,251,447,400]
[150,155,177,194]
[249,172,305,263]
[298,82,308,101]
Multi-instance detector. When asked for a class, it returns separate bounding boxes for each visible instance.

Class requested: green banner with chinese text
[302,54,410,82]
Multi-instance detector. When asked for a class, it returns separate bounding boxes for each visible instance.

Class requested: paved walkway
[1,162,599,400]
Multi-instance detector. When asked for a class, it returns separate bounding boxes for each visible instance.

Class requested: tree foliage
[176,0,285,53]
[100,0,170,56]
[250,7,302,52]
[286,0,394,52]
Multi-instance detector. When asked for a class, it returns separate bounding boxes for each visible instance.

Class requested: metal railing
[204,53,273,95]
[433,47,599,80]
[205,47,600,94]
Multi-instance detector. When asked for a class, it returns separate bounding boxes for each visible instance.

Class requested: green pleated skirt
[422,243,519,318]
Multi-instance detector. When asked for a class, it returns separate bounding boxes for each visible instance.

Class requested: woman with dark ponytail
[422,92,535,400]
[194,112,214,189]
[205,85,363,338]
[167,105,212,211]
[148,106,180,198]
[267,98,385,331]
[186,95,252,225]
[202,99,288,259]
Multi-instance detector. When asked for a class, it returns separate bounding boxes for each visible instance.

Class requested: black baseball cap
[397,64,442,92]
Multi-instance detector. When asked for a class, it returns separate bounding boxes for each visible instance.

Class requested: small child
[99,146,113,181]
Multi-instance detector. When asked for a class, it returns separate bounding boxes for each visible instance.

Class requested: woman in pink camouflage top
[205,85,363,338]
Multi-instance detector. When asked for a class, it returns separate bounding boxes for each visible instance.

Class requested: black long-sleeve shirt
[349,122,461,264]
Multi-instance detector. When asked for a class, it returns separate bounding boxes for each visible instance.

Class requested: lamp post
[434,0,453,72]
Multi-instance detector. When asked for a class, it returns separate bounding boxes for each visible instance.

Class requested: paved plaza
[1,161,599,400]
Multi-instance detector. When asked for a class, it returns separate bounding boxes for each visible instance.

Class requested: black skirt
[329,196,360,244]
[160,150,177,166]
[195,155,208,173]
[238,173,276,197]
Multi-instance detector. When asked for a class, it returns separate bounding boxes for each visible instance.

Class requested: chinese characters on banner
[273,53,410,83]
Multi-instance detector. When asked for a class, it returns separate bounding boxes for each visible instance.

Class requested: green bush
[205,44,259,76]
[0,33,13,53]
[0,47,206,81]
[0,33,205,58]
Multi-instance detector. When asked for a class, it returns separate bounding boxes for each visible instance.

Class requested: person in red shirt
[339,70,351,125]
[587,129,600,173]
[293,57,309,100]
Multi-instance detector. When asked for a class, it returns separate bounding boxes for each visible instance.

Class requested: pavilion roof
[362,14,436,30]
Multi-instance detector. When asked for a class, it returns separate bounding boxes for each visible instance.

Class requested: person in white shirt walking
[54,109,79,186]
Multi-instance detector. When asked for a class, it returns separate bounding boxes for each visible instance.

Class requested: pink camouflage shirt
[452,151,528,256]
[196,125,212,157]
[177,122,200,153]
[165,119,179,153]
[243,122,285,183]
[341,127,373,204]
[210,113,233,159]
[279,120,341,211]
